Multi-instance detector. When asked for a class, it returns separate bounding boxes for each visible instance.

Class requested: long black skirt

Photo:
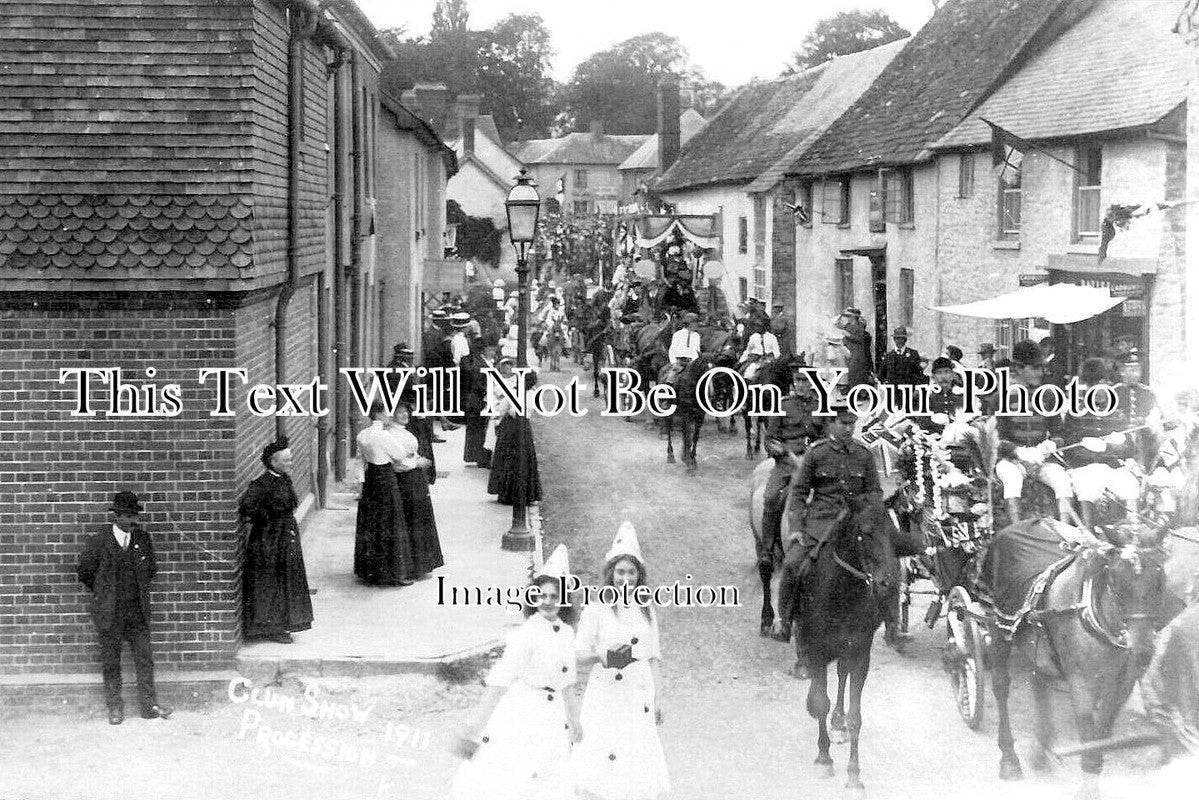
[487,415,542,506]
[397,467,445,577]
[354,463,413,586]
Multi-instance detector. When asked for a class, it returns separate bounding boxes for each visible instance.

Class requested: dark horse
[659,353,715,474]
[796,501,889,792]
[741,357,796,459]
[985,520,1169,791]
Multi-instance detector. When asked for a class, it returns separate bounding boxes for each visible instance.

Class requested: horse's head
[1102,526,1169,668]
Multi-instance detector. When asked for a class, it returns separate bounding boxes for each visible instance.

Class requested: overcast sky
[353,0,937,86]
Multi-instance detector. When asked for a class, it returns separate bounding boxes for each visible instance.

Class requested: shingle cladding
[0,0,276,281]
[788,0,1073,176]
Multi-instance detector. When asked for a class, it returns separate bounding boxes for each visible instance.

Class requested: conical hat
[604,521,644,566]
[536,544,570,578]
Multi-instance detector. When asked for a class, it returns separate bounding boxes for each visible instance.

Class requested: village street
[2,360,1169,800]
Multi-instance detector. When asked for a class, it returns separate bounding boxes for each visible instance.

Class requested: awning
[635,214,720,249]
[931,282,1126,324]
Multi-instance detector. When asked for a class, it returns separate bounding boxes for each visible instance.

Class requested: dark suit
[878,346,924,386]
[460,353,492,466]
[77,525,160,712]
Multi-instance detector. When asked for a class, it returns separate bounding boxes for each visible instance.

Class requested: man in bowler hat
[77,491,172,725]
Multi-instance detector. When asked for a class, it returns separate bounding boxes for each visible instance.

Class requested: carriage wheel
[945,586,986,730]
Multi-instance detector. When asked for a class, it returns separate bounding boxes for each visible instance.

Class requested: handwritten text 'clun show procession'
[57,366,1123,420]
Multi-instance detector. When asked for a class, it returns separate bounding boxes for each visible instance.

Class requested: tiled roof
[788,0,1072,176]
[744,39,907,193]
[653,70,826,193]
[618,109,708,172]
[0,193,252,272]
[510,132,649,166]
[934,0,1186,149]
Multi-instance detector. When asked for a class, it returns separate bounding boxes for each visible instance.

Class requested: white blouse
[486,614,578,691]
[575,603,662,663]
[383,424,423,472]
[356,420,407,466]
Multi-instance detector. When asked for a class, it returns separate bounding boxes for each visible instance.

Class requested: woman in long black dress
[239,437,313,643]
[486,359,543,507]
[387,403,445,579]
[354,400,414,586]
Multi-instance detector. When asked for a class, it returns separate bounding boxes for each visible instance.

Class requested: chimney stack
[462,117,476,154]
[452,93,481,143]
[408,83,451,136]
[590,119,604,138]
[657,75,681,174]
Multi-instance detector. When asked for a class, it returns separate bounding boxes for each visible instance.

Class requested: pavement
[237,422,536,678]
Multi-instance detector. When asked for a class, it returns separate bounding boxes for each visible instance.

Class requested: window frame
[738,216,748,255]
[1073,144,1103,241]
[835,257,854,313]
[798,181,814,227]
[997,154,1022,241]
[572,199,591,215]
[821,175,850,225]
[882,167,914,225]
[753,194,767,262]
[958,152,974,199]
[573,168,588,190]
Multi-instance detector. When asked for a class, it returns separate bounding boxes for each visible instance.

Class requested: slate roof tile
[788,0,1072,176]
[0,192,253,273]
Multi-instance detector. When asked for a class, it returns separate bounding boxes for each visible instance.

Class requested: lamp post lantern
[501,169,541,551]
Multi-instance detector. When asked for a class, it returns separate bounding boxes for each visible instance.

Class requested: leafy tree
[560,33,691,135]
[446,200,502,266]
[431,0,469,36]
[788,10,909,72]
[477,14,557,141]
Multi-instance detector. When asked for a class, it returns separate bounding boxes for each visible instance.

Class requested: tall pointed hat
[604,521,644,566]
[536,543,570,578]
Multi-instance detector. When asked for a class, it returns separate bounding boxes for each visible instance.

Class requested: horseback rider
[774,403,892,645]
[759,356,825,577]
[1063,357,1139,528]
[1113,349,1161,471]
[664,313,701,385]
[994,340,1079,525]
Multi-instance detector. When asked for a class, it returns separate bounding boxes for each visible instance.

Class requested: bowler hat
[840,307,862,318]
[109,491,143,514]
[892,326,909,338]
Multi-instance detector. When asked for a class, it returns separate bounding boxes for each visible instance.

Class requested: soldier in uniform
[759,358,825,622]
[773,404,893,650]
[878,326,924,387]
[1113,349,1161,471]
[918,356,964,434]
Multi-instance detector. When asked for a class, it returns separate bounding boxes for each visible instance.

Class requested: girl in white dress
[572,522,670,800]
[452,545,581,800]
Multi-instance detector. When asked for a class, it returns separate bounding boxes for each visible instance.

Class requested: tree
[788,10,909,72]
[560,33,692,135]
[431,0,469,37]
[477,14,557,141]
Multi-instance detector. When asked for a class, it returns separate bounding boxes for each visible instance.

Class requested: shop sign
[1121,299,1146,317]
[1019,273,1048,286]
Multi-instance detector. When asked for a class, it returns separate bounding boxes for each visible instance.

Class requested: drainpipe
[274,0,319,442]
[348,50,364,457]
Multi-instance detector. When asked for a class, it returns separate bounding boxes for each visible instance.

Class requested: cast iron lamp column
[501,170,541,551]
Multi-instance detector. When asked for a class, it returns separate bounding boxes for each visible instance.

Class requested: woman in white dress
[572,522,670,800]
[452,545,581,800]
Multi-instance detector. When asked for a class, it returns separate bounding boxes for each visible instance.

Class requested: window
[1074,144,1102,240]
[882,167,913,224]
[821,176,850,225]
[738,277,748,303]
[574,168,588,190]
[738,216,748,254]
[573,200,590,215]
[753,263,767,304]
[995,318,1034,355]
[900,268,914,327]
[869,172,884,232]
[753,195,767,262]
[414,152,425,238]
[835,258,854,312]
[998,148,1023,239]
[958,153,974,198]
[798,181,814,226]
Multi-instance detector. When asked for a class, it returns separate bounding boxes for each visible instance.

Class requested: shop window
[835,258,854,312]
[1074,144,1102,240]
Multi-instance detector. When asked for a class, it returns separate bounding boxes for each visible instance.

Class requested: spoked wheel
[944,585,986,730]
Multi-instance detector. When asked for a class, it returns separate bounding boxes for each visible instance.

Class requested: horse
[630,317,671,422]
[795,500,890,793]
[740,357,795,459]
[538,315,568,372]
[659,353,715,473]
[985,520,1169,789]
[584,317,616,400]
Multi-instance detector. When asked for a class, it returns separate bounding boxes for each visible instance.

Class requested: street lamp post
[501,169,541,551]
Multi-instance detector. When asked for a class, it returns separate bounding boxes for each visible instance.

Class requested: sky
[352,0,937,87]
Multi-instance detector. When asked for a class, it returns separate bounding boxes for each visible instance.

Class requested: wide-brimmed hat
[430,309,449,321]
[450,312,472,327]
[840,307,862,318]
[109,491,143,514]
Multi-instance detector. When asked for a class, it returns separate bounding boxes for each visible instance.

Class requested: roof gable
[510,132,649,166]
[789,0,1075,176]
[934,0,1187,149]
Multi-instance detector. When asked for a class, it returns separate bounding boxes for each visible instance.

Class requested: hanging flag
[981,117,1084,178]
[554,173,566,209]
[1099,200,1187,262]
